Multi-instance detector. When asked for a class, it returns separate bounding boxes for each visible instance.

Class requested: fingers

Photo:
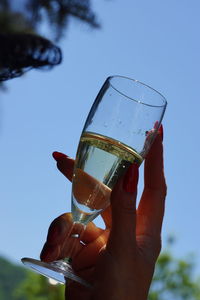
[144,125,166,193]
[52,151,113,229]
[82,222,104,243]
[40,213,104,262]
[66,269,93,299]
[40,213,73,262]
[137,126,167,239]
[52,151,74,181]
[73,168,111,210]
[107,163,139,255]
[72,230,109,271]
[100,206,112,229]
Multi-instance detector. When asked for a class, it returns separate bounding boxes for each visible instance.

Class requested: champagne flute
[22,75,167,287]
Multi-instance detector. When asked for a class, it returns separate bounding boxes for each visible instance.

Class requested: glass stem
[62,222,86,262]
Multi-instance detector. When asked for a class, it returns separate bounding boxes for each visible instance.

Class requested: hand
[41,127,166,300]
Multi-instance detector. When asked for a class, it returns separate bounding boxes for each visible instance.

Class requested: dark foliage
[0,0,100,81]
[27,0,100,40]
[0,257,27,300]
[0,33,62,81]
[0,0,100,41]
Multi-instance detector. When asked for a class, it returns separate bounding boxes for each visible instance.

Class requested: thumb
[107,163,139,253]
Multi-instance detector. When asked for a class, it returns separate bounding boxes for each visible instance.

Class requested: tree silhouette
[0,0,100,41]
[0,33,62,81]
[0,0,100,81]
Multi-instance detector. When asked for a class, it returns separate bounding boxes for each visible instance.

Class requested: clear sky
[1,0,200,275]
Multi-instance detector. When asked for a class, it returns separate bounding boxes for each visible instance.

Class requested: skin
[40,131,166,300]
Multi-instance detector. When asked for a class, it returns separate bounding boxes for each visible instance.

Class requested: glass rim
[108,75,167,108]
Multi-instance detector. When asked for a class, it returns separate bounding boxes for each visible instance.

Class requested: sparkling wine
[72,132,143,224]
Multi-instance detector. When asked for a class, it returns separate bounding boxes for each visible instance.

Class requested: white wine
[72,132,143,224]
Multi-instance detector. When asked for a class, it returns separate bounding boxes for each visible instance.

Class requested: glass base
[21,257,92,288]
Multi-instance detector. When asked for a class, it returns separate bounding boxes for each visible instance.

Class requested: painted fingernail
[158,124,163,141]
[123,163,139,193]
[52,151,68,161]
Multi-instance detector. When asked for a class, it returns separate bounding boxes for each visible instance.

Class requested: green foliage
[149,251,200,300]
[1,249,200,300]
[0,256,64,300]
[14,272,65,300]
[0,257,27,300]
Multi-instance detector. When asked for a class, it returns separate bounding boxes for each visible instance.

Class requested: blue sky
[1,0,200,275]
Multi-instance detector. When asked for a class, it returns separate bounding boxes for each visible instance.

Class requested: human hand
[41,126,166,300]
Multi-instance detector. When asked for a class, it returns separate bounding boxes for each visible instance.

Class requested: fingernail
[52,151,68,161]
[158,124,163,141]
[123,163,139,193]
